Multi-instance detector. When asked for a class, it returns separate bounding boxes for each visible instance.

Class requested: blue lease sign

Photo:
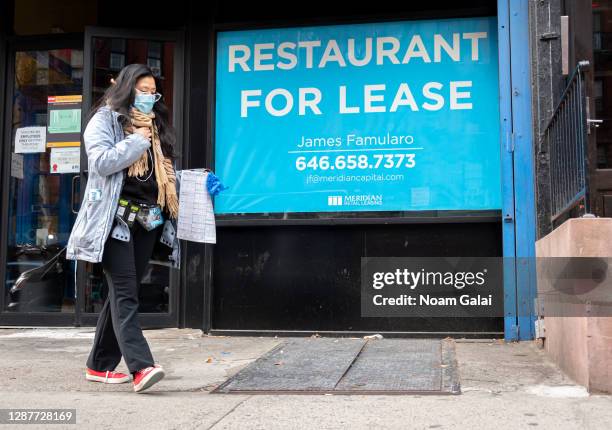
[215,17,501,214]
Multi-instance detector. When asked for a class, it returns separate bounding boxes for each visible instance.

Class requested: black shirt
[121,149,158,205]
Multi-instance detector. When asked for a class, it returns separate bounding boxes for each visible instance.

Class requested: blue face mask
[133,93,157,114]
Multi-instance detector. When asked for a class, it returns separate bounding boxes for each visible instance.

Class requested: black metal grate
[212,338,460,395]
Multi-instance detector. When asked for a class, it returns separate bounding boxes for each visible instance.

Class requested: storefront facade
[0,0,553,340]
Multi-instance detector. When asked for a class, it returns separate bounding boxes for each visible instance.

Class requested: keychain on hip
[126,204,140,227]
[116,198,129,219]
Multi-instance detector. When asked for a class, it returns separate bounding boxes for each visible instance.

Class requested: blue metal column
[497,0,518,341]
[498,0,538,341]
[510,0,537,340]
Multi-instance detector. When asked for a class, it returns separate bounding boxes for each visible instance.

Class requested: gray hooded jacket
[65,105,180,268]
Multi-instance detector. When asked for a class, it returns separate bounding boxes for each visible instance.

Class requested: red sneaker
[85,368,131,384]
[133,364,165,393]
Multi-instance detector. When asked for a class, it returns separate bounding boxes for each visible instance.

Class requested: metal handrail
[545,61,591,226]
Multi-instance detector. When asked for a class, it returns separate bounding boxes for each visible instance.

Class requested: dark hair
[90,63,175,159]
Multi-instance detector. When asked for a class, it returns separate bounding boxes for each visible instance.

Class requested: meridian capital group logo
[327,194,383,207]
[327,195,343,206]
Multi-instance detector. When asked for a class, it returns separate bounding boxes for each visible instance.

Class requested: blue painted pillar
[497,0,518,341]
[498,0,537,341]
[509,0,537,340]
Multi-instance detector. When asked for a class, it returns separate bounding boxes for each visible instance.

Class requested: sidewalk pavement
[0,328,611,429]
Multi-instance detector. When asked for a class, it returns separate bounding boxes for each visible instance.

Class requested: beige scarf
[123,107,179,219]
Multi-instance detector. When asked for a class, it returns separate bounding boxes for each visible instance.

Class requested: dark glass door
[78,27,184,328]
[0,29,184,327]
[1,35,83,324]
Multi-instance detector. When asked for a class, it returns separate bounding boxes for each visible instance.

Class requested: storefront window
[594,1,612,168]
[214,19,502,222]
[91,37,174,117]
[4,48,83,312]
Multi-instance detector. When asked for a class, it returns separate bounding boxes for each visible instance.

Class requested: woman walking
[66,63,180,393]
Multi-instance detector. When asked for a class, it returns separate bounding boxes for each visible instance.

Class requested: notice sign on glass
[14,126,46,153]
[47,95,82,148]
[50,147,80,174]
[215,17,502,214]
[48,109,81,134]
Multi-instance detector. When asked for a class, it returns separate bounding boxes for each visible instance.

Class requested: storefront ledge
[208,329,503,340]
[535,217,612,394]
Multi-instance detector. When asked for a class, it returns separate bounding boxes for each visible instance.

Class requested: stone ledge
[536,217,612,393]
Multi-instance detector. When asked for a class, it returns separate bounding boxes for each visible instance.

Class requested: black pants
[86,221,160,374]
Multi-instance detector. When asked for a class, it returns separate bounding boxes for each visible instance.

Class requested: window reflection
[83,38,175,314]
[5,49,83,312]
[594,1,612,168]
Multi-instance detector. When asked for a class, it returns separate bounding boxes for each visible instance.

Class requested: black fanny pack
[116,197,164,231]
